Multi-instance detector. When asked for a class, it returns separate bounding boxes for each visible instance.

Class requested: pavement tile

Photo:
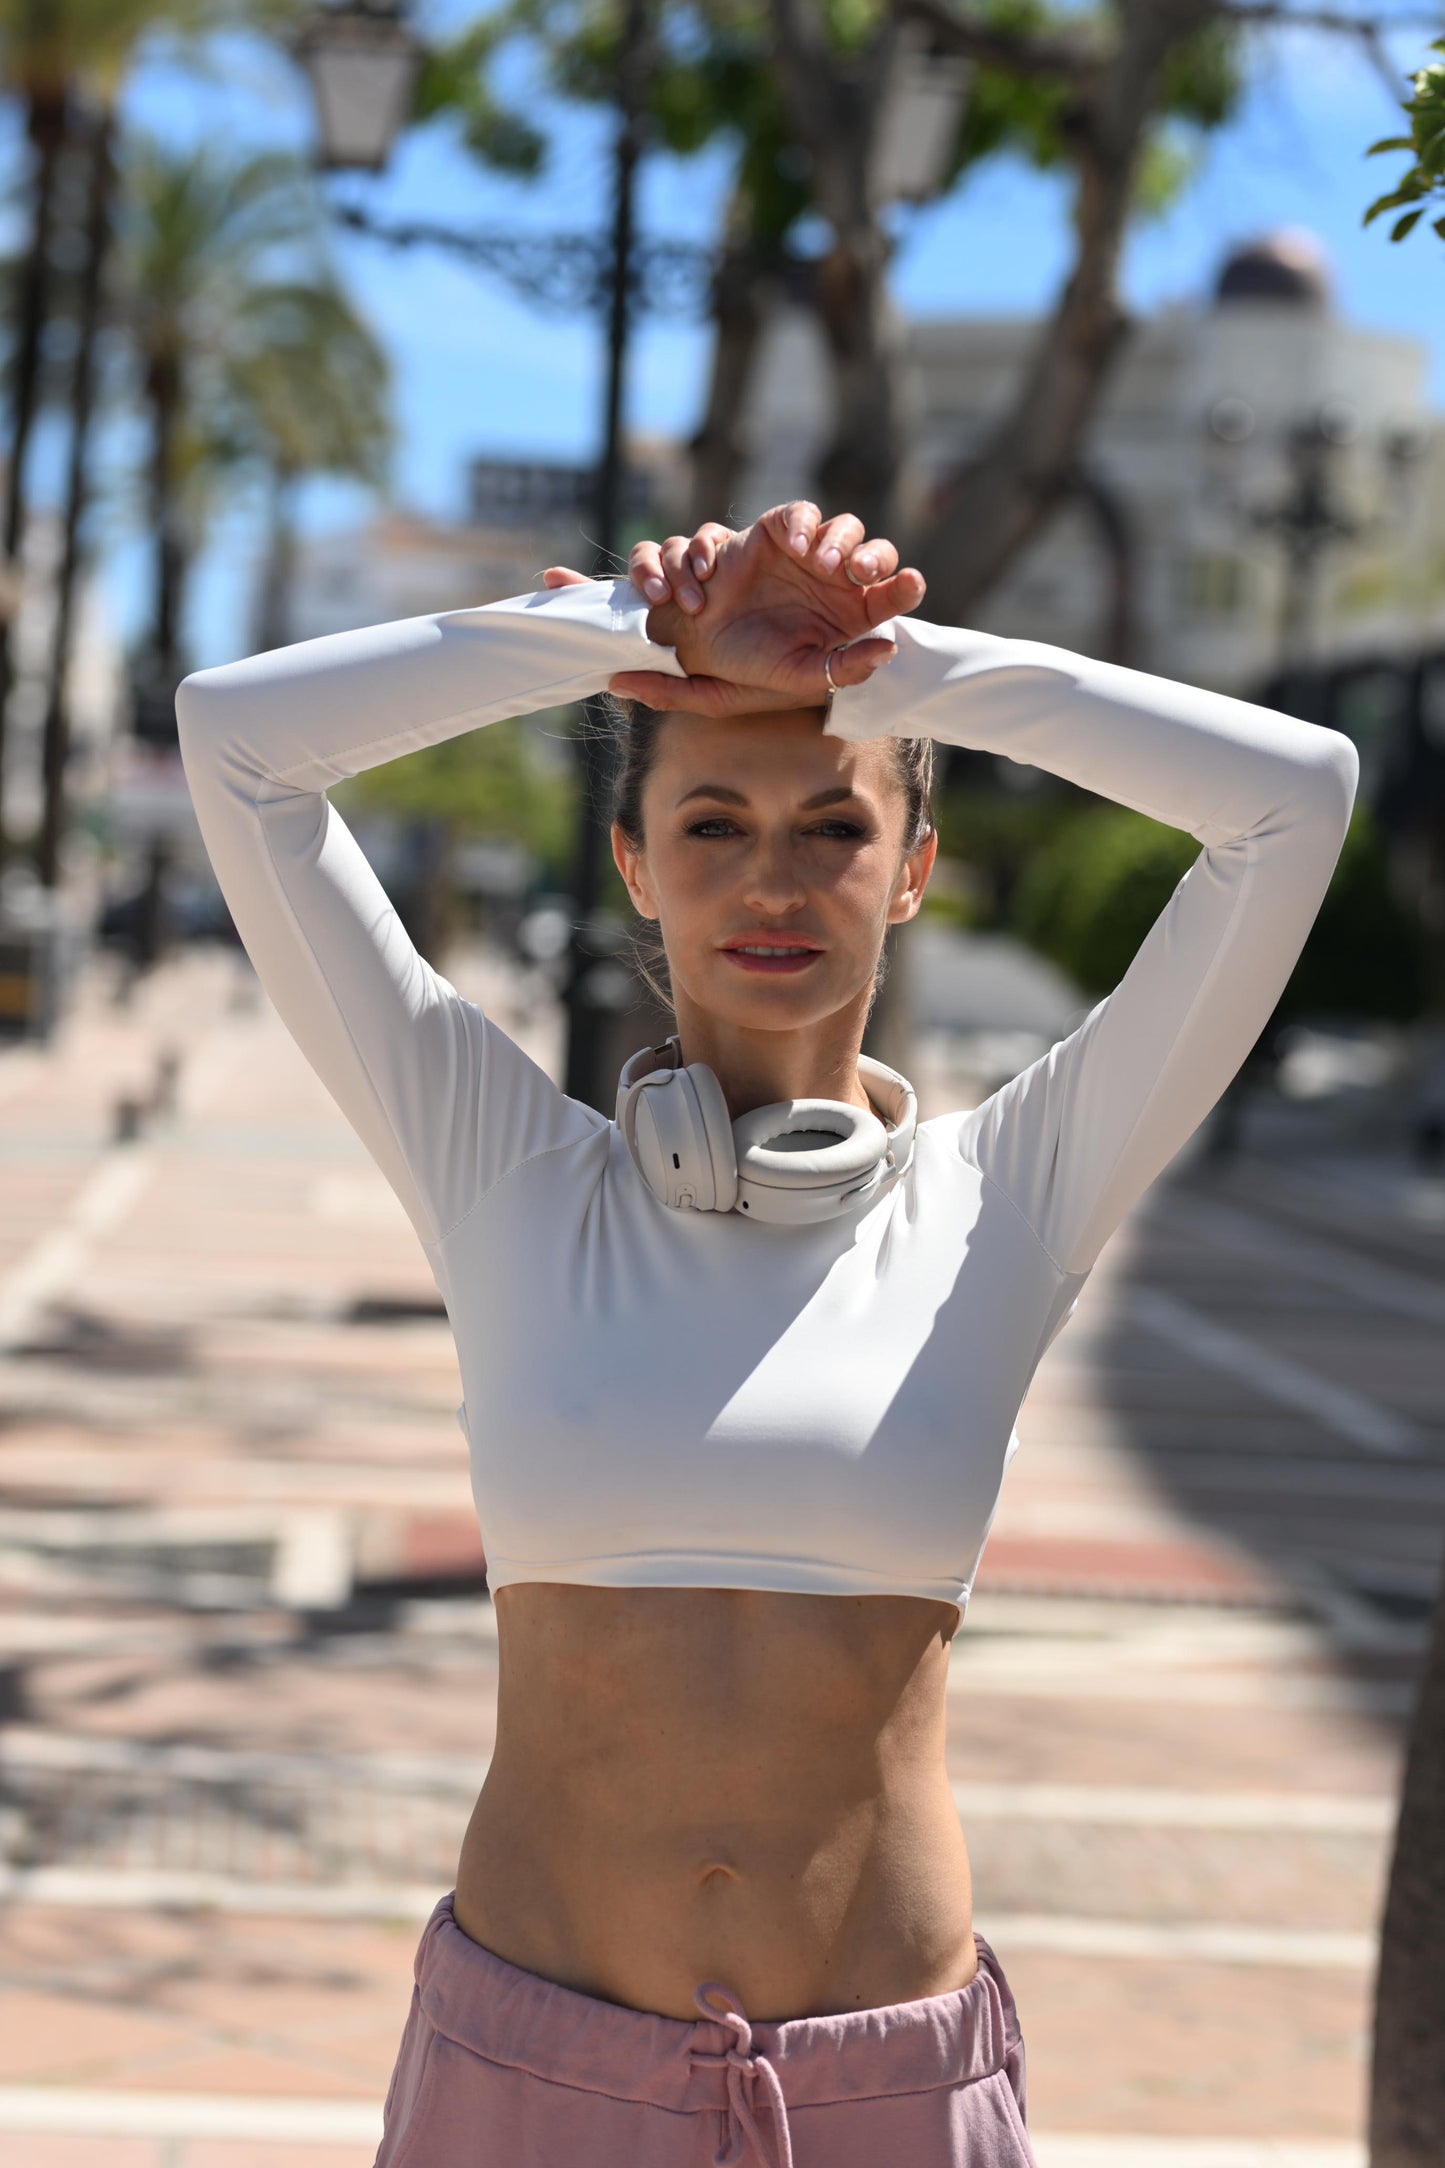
[0,2138,164,2167]
[1011,1952,1370,2137]
[0,1990,197,2086]
[182,2147,373,2168]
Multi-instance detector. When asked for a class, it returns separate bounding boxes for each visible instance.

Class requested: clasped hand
[542,501,925,719]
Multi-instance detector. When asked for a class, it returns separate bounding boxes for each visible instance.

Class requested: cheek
[814,845,903,928]
[643,841,728,941]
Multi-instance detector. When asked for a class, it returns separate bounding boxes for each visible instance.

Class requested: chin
[685,965,866,1035]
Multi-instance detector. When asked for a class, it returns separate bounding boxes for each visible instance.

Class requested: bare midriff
[453,1583,976,2023]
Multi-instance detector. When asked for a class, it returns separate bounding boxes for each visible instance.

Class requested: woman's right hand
[608,503,926,717]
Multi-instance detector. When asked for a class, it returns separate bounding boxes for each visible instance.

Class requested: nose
[740,829,807,917]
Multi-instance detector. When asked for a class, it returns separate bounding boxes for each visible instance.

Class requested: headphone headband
[615,1038,915,1225]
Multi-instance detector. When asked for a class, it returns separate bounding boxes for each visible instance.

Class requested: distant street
[0,942,1439,2166]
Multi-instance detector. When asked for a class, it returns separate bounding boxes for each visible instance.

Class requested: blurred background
[1,3,1445,2165]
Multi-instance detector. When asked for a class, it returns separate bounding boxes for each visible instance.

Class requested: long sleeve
[177,579,686,1246]
[826,620,1359,1277]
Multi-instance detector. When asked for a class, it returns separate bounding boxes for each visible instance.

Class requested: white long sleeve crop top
[177,581,1358,1621]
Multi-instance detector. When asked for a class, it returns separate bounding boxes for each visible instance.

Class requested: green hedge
[1008,801,1429,1023]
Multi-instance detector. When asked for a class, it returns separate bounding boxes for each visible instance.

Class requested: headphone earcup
[626,1066,738,1211]
[733,1099,888,1223]
[685,1062,739,1213]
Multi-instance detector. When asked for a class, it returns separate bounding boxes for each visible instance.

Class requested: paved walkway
[0,947,1439,2165]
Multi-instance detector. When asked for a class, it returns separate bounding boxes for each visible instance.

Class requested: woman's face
[611,708,936,1036]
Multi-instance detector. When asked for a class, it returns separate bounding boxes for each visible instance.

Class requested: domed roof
[1214,231,1330,308]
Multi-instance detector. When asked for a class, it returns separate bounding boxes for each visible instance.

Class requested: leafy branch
[1364,35,1445,242]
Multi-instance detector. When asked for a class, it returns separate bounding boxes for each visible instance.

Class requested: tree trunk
[254,466,298,654]
[39,102,114,891]
[1072,465,1139,668]
[1369,1542,1445,2168]
[914,0,1219,624]
[688,209,771,528]
[812,224,908,541]
[0,85,68,860]
[147,352,188,685]
[767,0,907,541]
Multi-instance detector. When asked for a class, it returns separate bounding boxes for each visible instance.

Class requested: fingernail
[682,585,703,611]
[691,555,708,578]
[645,576,667,601]
[818,546,841,570]
[855,554,877,579]
[790,531,809,555]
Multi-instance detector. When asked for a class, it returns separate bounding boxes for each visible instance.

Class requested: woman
[177,500,1357,2168]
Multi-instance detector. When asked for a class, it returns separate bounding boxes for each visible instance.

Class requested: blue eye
[685,817,739,838]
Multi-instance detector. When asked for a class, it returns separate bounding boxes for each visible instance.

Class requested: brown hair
[606,699,934,1010]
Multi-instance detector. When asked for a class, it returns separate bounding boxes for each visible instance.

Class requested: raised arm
[177,579,686,1247]
[826,619,1359,1277]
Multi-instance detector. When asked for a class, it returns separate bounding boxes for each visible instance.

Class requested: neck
[669,988,878,1120]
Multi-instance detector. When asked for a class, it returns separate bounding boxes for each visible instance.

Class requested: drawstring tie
[689,1982,794,2168]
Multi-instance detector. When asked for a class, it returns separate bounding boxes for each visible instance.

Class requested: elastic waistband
[412,1893,1023,2115]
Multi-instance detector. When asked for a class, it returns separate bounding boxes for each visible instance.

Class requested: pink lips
[719,935,824,976]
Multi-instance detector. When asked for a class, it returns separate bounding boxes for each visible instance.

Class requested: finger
[758,499,821,558]
[660,534,704,613]
[542,565,590,587]
[812,514,864,575]
[845,537,899,586]
[686,521,733,582]
[824,636,899,690]
[608,671,727,715]
[608,672,805,718]
[628,539,669,604]
[860,566,926,626]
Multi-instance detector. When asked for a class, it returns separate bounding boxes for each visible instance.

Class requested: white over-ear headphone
[615,1037,917,1226]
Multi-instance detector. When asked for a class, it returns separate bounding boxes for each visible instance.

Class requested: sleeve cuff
[822,618,911,741]
[603,578,688,679]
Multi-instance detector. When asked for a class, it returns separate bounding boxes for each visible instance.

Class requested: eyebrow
[675,783,861,811]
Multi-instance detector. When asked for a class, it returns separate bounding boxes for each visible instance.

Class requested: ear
[611,820,660,920]
[886,828,938,927]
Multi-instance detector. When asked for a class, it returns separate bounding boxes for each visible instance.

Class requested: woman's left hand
[540,502,923,714]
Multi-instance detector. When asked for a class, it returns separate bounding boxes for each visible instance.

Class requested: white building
[737,231,1445,692]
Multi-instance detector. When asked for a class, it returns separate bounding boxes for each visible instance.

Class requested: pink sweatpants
[374,1893,1038,2168]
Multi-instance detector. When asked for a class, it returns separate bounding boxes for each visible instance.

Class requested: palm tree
[0,0,226,854]
[112,139,323,691]
[218,278,391,653]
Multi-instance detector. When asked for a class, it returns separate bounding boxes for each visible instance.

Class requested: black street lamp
[1205,396,1425,674]
[561,0,654,1113]
[298,0,424,173]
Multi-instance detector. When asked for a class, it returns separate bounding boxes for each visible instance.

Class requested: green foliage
[949,6,1242,213]
[1009,799,1428,1024]
[1364,39,1445,246]
[1010,804,1196,994]
[1280,807,1430,1023]
[218,278,392,489]
[339,716,578,879]
[932,768,1084,926]
[413,13,546,173]
[950,2,1073,177]
[423,0,1244,265]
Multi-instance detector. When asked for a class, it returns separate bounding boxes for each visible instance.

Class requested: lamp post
[297,0,424,173]
[1204,395,1424,676]
[562,0,654,1112]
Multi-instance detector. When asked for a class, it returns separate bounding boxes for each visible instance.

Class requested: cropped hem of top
[177,578,1358,1619]
[480,1540,1008,1614]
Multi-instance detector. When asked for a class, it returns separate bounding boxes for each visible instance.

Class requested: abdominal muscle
[453,1583,977,2023]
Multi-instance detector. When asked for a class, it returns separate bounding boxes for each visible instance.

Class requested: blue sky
[83,5,1445,664]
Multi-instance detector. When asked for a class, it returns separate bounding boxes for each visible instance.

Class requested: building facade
[736,231,1445,694]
